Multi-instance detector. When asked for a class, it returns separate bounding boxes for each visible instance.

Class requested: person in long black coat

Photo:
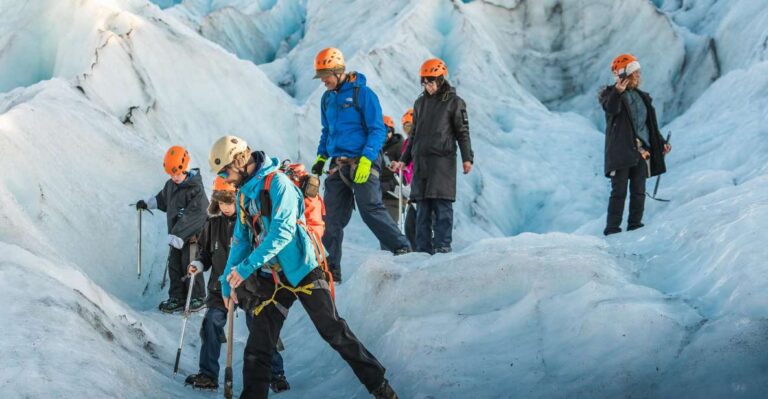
[393,58,474,254]
[599,54,671,236]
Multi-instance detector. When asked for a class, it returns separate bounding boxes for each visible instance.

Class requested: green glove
[311,155,328,175]
[354,156,372,184]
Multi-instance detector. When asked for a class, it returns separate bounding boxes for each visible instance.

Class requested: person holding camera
[599,54,671,236]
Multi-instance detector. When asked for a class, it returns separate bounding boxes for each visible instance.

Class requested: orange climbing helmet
[314,47,345,78]
[163,145,190,176]
[611,54,640,76]
[212,176,236,192]
[420,58,448,78]
[383,115,395,129]
[401,108,414,125]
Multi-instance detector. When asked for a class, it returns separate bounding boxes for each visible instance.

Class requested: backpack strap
[353,85,368,135]
[259,171,336,301]
[320,90,330,116]
[321,74,368,135]
[239,192,263,246]
[259,172,278,220]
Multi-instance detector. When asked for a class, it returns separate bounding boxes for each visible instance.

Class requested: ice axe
[224,296,235,399]
[137,208,142,278]
[129,205,153,279]
[173,271,198,374]
[647,132,672,202]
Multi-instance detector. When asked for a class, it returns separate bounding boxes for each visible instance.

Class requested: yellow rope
[252,277,315,317]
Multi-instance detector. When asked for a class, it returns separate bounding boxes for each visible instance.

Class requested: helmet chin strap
[333,71,346,90]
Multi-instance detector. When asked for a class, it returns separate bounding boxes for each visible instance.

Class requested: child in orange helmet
[136,145,209,313]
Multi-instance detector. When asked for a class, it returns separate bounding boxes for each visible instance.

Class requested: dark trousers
[322,162,411,275]
[380,197,406,251]
[405,203,417,250]
[606,160,647,231]
[168,243,205,301]
[198,307,227,379]
[239,268,385,399]
[199,307,285,381]
[382,197,402,226]
[415,199,454,254]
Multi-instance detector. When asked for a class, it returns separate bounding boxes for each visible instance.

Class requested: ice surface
[0,0,766,398]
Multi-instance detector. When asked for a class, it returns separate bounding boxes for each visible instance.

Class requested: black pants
[606,160,647,232]
[323,162,411,276]
[167,243,205,301]
[240,268,386,399]
[415,199,454,253]
[405,203,417,250]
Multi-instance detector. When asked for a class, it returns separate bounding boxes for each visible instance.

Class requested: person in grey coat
[391,58,474,254]
[136,146,208,313]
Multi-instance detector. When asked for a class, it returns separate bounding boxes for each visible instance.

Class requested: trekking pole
[137,209,142,278]
[397,168,404,233]
[173,271,197,374]
[224,297,235,399]
[647,132,672,202]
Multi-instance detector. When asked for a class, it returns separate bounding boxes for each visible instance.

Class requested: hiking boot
[270,375,291,393]
[603,227,622,236]
[189,298,206,312]
[371,379,398,399]
[192,373,218,390]
[159,298,184,313]
[393,247,411,256]
[433,247,451,254]
[184,373,200,386]
[627,223,645,231]
[185,373,217,389]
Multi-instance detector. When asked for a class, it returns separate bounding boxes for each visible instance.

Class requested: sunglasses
[217,170,229,179]
[421,76,439,84]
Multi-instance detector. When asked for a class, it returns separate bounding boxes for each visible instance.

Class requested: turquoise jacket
[220,155,318,298]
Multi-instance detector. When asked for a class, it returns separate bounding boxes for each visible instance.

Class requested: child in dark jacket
[183,177,290,393]
[136,146,208,313]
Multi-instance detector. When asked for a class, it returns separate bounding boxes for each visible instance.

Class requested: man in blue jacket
[208,135,398,399]
[311,47,411,283]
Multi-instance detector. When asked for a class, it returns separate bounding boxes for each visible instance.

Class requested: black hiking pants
[239,268,386,399]
[323,160,411,277]
[415,198,454,253]
[606,159,647,232]
[167,243,205,301]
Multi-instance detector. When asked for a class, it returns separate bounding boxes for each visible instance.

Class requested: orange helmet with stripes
[314,48,345,77]
[212,176,236,192]
[401,108,414,125]
[611,54,640,76]
[383,115,395,129]
[420,58,448,78]
[163,145,190,176]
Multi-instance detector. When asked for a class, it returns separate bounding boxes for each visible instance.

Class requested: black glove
[311,155,328,176]
[136,200,147,210]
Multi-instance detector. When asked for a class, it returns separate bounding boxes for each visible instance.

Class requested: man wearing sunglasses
[311,47,411,283]
[208,135,399,399]
[390,58,474,254]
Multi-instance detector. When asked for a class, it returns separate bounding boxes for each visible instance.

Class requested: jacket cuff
[236,261,256,280]
[220,275,231,298]
[145,196,158,210]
